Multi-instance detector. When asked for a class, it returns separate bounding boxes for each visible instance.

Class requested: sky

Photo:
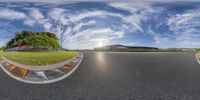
[0,1,200,49]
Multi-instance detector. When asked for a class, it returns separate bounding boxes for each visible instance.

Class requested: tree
[0,46,6,50]
[196,48,200,52]
[6,31,61,50]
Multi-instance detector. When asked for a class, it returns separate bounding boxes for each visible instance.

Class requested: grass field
[0,51,77,65]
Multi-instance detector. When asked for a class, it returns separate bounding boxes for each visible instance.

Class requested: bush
[0,46,6,50]
[162,48,183,52]
[196,49,200,52]
[6,31,61,50]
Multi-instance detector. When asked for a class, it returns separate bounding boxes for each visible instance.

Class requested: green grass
[0,51,77,65]
[196,49,200,53]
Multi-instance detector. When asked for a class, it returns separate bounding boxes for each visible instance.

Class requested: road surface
[0,51,200,100]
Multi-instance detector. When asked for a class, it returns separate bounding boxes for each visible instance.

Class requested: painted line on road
[195,54,200,65]
[0,52,84,84]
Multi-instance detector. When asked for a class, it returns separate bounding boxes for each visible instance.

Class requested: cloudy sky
[0,1,200,49]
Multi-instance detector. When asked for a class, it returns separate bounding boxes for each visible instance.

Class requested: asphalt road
[0,51,200,100]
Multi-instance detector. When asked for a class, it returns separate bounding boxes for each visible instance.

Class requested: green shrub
[0,46,6,50]
[162,48,183,52]
[6,31,60,50]
[196,49,200,52]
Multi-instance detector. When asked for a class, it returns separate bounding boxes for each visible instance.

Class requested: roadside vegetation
[6,31,60,50]
[162,48,195,52]
[0,31,78,65]
[196,49,200,53]
[197,49,200,58]
[0,51,77,65]
[162,48,184,52]
[0,46,5,50]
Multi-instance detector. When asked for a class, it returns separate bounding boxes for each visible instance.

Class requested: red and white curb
[0,53,83,84]
[195,54,200,65]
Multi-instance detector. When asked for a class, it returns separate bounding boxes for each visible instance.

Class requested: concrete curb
[1,52,80,71]
[0,52,84,84]
[195,53,200,65]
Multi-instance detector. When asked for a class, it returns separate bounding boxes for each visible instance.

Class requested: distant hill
[94,44,160,52]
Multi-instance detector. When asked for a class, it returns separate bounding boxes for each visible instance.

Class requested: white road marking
[195,54,200,65]
[34,71,48,80]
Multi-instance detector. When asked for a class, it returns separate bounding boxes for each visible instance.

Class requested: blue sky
[0,1,200,49]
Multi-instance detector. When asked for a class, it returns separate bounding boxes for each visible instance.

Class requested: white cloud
[48,8,66,21]
[1,0,199,3]
[110,2,161,33]
[30,8,44,20]
[52,20,97,41]
[176,28,200,48]
[47,9,128,49]
[167,8,200,48]
[168,9,200,32]
[64,28,124,49]
[46,3,161,49]
[122,15,144,32]
[0,2,163,49]
[72,20,96,32]
[43,22,52,30]
[29,8,52,30]
[0,8,41,27]
[4,2,198,49]
[147,26,172,47]
[24,18,35,26]
[70,28,122,40]
[0,9,26,20]
[61,10,121,25]
[0,38,8,47]
[58,7,152,36]
[35,2,163,49]
[0,41,6,47]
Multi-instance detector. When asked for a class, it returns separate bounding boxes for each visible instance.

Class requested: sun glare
[97,41,104,47]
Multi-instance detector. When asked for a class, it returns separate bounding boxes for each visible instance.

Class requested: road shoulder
[196,53,200,64]
[0,52,83,84]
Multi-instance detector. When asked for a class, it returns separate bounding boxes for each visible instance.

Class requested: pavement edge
[195,53,200,65]
[0,52,84,84]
